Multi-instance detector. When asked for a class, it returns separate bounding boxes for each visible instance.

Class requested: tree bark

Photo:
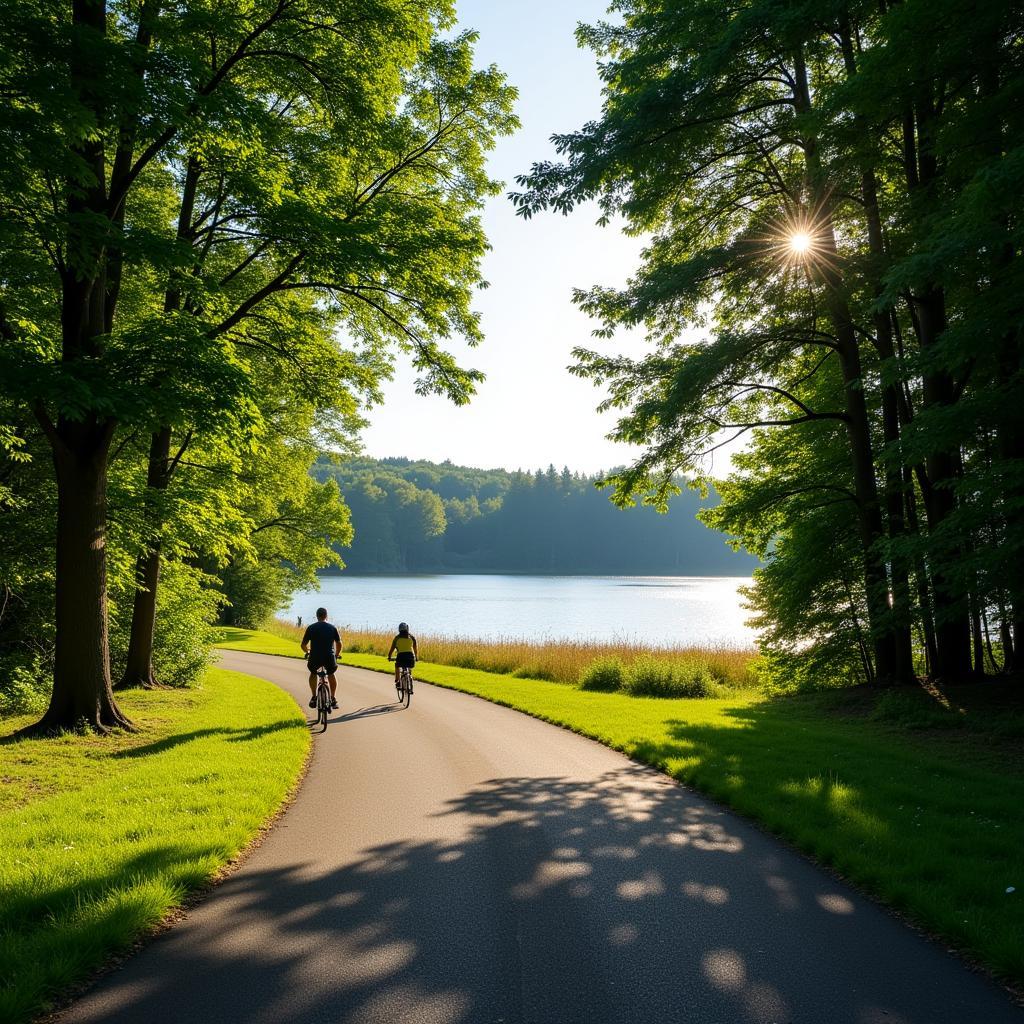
[903,471,939,674]
[915,286,972,679]
[858,162,916,683]
[979,47,1024,672]
[900,92,972,679]
[118,426,173,689]
[22,418,131,733]
[996,334,1024,671]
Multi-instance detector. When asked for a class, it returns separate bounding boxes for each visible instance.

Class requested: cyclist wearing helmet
[387,622,417,690]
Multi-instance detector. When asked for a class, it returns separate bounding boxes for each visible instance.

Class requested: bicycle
[396,665,413,707]
[314,666,332,731]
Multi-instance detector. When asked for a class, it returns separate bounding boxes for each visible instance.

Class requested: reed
[268,618,758,690]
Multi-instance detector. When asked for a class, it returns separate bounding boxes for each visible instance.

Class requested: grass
[217,625,1024,985]
[257,617,758,689]
[0,668,310,1024]
[216,624,304,659]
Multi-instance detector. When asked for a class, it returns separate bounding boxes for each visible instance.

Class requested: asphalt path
[62,650,1023,1024]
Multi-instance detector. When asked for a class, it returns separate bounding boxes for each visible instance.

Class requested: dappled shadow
[61,766,1020,1024]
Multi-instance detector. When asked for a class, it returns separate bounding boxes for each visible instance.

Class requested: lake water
[284,575,756,649]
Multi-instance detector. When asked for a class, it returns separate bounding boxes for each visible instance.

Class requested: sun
[788,231,813,255]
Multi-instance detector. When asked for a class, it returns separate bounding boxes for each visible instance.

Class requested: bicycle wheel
[402,669,412,707]
[318,685,330,731]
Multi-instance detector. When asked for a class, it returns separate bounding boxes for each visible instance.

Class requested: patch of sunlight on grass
[0,668,309,1024]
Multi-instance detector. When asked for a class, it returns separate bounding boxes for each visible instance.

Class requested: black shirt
[302,621,341,664]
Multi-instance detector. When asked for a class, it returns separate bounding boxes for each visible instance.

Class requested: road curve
[61,650,1022,1024]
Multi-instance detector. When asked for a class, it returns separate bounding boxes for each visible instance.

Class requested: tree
[512,0,1023,685]
[0,0,516,729]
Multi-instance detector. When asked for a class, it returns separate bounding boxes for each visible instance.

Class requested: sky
[359,0,651,475]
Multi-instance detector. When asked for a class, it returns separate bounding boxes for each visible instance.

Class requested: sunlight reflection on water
[285,574,756,648]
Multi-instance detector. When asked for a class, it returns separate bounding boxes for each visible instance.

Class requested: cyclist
[387,622,417,693]
[301,607,341,709]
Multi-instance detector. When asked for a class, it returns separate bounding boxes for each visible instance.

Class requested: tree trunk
[18,0,133,733]
[970,589,985,677]
[916,288,972,679]
[118,155,201,688]
[858,161,915,683]
[120,547,162,688]
[898,91,972,680]
[118,427,172,689]
[792,43,905,683]
[22,419,131,733]
[995,333,1024,670]
[999,607,1015,672]
[904,473,939,674]
[835,334,902,684]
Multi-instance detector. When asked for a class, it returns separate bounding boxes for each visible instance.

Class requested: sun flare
[788,231,812,255]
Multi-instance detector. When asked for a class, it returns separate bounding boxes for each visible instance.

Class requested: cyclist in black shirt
[300,607,342,709]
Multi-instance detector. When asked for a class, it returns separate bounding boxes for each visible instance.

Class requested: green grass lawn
[216,625,302,658]
[0,667,310,1024]
[218,626,1024,985]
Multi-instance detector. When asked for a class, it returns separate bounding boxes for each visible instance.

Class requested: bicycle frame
[315,667,332,730]
[397,665,413,707]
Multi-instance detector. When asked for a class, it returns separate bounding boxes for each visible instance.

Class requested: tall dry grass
[268,618,758,690]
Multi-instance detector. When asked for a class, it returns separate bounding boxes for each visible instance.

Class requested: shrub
[219,560,289,629]
[512,664,556,681]
[579,656,625,691]
[623,656,717,698]
[0,660,50,716]
[151,563,222,686]
[109,561,221,688]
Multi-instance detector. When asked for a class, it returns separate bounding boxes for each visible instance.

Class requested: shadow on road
[309,702,403,728]
[62,765,1020,1024]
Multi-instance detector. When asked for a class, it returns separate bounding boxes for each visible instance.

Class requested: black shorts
[308,657,337,675]
[395,652,415,669]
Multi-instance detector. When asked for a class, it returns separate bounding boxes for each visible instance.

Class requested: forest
[515,0,1024,689]
[315,457,758,575]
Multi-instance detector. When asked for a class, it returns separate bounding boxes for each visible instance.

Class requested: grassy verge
[259,617,758,689]
[0,668,310,1024]
[217,626,1024,985]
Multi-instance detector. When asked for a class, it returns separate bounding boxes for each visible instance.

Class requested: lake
[284,574,756,649]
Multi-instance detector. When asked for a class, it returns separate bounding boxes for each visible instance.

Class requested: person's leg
[308,671,317,695]
[327,672,337,697]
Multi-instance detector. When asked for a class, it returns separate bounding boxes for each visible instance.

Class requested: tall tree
[513,0,1023,685]
[0,0,515,729]
[514,0,911,682]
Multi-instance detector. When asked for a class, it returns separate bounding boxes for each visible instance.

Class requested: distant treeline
[313,457,757,575]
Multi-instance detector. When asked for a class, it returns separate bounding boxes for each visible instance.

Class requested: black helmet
[398,622,409,632]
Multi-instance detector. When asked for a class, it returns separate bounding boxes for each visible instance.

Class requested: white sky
[360,0,651,475]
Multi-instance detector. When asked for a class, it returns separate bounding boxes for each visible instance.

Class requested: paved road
[63,651,1022,1024]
